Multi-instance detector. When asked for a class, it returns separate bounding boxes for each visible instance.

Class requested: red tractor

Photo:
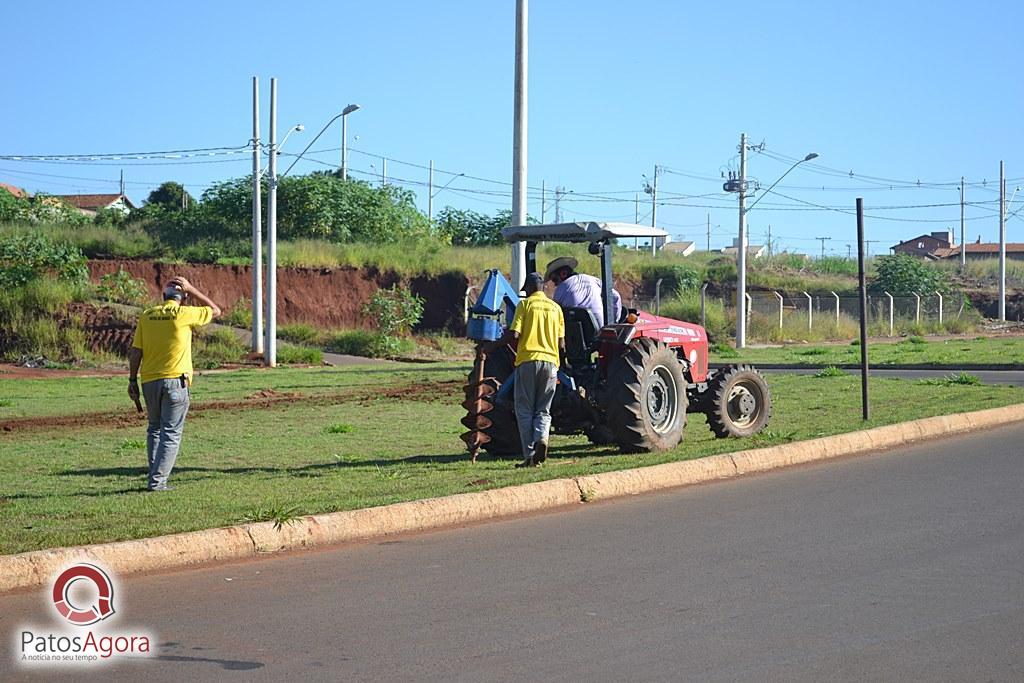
[462,222,772,458]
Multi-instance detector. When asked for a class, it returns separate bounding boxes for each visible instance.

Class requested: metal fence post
[774,291,784,329]
[700,283,708,329]
[884,291,894,336]
[803,291,812,331]
[655,278,664,316]
[914,292,921,326]
[936,290,943,327]
[831,291,840,325]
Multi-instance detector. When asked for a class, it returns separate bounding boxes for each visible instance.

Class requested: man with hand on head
[128,276,221,491]
[481,272,565,468]
[544,256,622,327]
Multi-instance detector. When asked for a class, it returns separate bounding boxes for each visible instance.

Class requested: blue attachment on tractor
[467,269,520,342]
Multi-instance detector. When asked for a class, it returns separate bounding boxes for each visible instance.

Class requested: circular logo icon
[51,563,116,626]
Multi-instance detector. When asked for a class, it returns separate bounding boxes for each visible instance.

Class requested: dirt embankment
[88,260,469,333]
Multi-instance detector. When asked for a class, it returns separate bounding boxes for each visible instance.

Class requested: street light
[429,172,464,221]
[341,103,360,180]
[735,145,818,348]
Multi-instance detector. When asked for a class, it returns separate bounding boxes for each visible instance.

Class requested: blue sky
[2,0,1021,255]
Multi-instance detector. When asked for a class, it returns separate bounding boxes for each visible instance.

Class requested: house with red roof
[52,193,135,216]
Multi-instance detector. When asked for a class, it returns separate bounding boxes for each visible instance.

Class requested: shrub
[814,366,847,378]
[276,344,323,365]
[659,289,732,342]
[325,329,379,357]
[278,322,321,345]
[221,298,254,328]
[705,258,738,285]
[193,328,247,369]
[96,269,150,306]
[0,232,88,287]
[638,263,702,294]
[363,285,424,356]
[870,254,953,295]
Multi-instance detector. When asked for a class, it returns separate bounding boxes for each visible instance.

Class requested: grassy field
[710,335,1024,367]
[2,363,1022,555]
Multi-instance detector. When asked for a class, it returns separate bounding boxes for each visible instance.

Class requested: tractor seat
[562,306,599,368]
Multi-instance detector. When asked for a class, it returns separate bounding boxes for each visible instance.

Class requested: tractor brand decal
[662,325,702,339]
[14,563,153,668]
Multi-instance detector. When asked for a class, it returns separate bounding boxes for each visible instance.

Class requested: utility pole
[428,160,433,221]
[846,244,852,259]
[634,194,639,249]
[540,180,546,223]
[510,0,528,290]
[651,164,659,255]
[815,236,830,259]
[960,176,966,270]
[251,76,263,354]
[265,77,278,367]
[999,160,1006,321]
[766,224,772,257]
[119,169,125,197]
[554,186,563,223]
[381,157,387,187]
[864,239,880,257]
[707,213,711,252]
[737,133,748,348]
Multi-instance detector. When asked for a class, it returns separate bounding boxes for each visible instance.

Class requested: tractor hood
[502,222,668,244]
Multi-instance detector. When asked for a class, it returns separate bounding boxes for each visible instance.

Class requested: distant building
[0,182,28,198]
[662,240,695,256]
[890,230,954,258]
[721,237,766,259]
[935,240,1024,262]
[52,193,135,217]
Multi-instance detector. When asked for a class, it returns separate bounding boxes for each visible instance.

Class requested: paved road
[759,367,1024,386]
[4,424,1024,681]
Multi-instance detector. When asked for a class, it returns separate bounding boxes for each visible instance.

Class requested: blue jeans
[142,378,190,489]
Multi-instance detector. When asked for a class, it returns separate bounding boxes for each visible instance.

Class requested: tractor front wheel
[703,365,772,438]
[605,338,687,453]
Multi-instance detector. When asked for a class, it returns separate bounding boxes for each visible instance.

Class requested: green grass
[710,335,1024,367]
[1,365,1022,554]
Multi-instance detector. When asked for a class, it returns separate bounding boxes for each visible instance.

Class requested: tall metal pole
[510,0,528,289]
[707,213,711,252]
[428,159,434,222]
[540,180,546,223]
[651,164,658,255]
[999,161,1006,321]
[856,197,869,420]
[737,133,748,348]
[635,194,639,249]
[251,77,264,354]
[340,113,348,179]
[265,77,278,367]
[381,157,387,187]
[960,176,966,270]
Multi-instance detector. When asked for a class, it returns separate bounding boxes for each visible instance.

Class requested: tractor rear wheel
[469,348,521,456]
[703,364,772,438]
[604,338,687,453]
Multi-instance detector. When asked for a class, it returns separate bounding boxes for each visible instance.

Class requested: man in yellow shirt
[128,276,221,491]
[483,272,565,467]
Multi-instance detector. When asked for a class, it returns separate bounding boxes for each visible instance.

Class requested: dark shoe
[146,485,174,492]
[533,441,548,464]
[515,458,536,468]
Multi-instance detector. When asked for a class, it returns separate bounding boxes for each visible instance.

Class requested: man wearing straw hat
[543,256,622,327]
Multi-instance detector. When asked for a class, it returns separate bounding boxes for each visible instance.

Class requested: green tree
[435,208,511,246]
[870,254,953,294]
[145,181,194,211]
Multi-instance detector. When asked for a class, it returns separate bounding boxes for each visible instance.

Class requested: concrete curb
[3,403,1023,594]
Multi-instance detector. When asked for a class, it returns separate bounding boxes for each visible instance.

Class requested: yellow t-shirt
[508,291,564,367]
[131,301,213,383]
